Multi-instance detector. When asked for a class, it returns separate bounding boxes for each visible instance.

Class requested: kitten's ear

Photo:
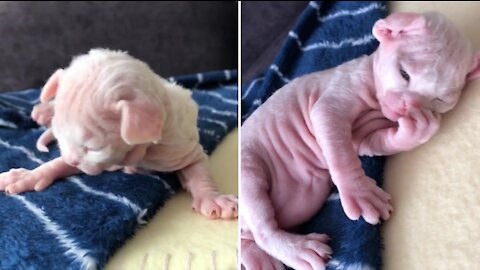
[467,52,480,81]
[117,99,166,145]
[373,12,426,42]
[40,69,63,103]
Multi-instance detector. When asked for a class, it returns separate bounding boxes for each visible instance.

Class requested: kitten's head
[40,49,166,175]
[372,12,480,121]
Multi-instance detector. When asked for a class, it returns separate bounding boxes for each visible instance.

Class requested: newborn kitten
[1,49,238,220]
[241,12,480,269]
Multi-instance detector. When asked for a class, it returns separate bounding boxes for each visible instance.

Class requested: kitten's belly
[256,119,332,228]
[269,165,333,229]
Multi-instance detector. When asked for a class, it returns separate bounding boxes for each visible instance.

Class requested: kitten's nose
[384,91,424,116]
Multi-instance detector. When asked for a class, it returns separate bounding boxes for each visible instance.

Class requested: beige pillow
[384,2,480,269]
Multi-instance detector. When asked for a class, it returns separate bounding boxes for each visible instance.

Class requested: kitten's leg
[241,156,332,270]
[178,155,238,219]
[31,101,55,126]
[0,157,80,194]
[311,102,393,225]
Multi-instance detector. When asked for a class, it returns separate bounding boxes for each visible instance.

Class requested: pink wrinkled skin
[0,48,237,220]
[241,12,480,270]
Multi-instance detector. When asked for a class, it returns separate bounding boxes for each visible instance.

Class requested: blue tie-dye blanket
[0,70,237,270]
[241,2,388,270]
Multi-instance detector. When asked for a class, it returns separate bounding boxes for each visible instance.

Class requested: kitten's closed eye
[431,97,449,112]
[83,145,103,152]
[399,68,410,82]
[82,143,103,152]
[83,137,104,151]
[432,98,446,103]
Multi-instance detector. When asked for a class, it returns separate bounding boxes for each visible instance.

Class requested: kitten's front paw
[192,194,238,219]
[0,168,54,194]
[31,103,54,126]
[393,109,440,149]
[338,176,393,224]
